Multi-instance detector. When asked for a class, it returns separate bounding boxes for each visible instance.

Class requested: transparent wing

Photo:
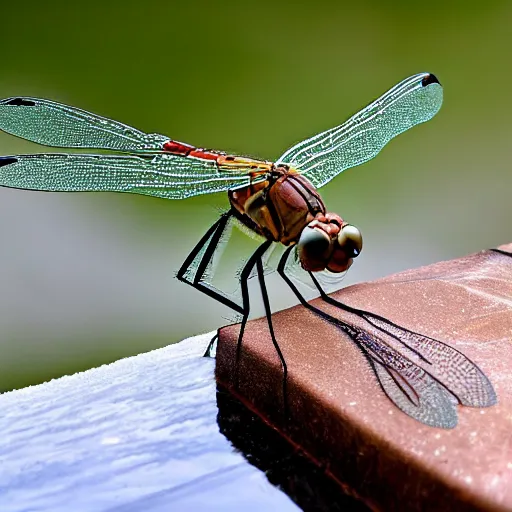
[0,153,252,200]
[357,329,459,428]
[277,73,443,189]
[303,271,496,427]
[341,310,496,428]
[365,315,497,408]
[0,97,170,152]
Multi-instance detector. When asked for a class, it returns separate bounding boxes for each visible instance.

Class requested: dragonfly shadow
[215,386,370,512]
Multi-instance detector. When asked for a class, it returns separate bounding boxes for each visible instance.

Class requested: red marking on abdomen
[188,149,223,161]
[163,140,225,162]
[162,140,195,156]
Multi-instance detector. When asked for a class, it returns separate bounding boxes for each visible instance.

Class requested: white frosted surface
[0,333,297,511]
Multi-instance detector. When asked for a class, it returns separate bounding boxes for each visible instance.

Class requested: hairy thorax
[228,166,326,245]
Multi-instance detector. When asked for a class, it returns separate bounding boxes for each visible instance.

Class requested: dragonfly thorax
[228,166,362,273]
[228,166,325,245]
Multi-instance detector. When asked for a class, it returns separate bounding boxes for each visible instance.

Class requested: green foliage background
[0,0,510,390]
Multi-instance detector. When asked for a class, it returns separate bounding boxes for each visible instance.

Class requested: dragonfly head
[297,214,362,273]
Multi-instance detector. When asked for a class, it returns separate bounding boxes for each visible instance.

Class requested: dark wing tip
[421,73,441,87]
[0,156,18,167]
[1,98,36,107]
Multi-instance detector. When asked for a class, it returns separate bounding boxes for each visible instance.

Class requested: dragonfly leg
[277,244,442,364]
[233,240,273,389]
[277,247,357,335]
[176,212,244,353]
[306,269,436,360]
[255,252,289,420]
[203,333,218,358]
[490,248,512,258]
[177,216,277,389]
[177,212,244,315]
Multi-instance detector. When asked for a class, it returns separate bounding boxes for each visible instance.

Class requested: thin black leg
[277,247,424,360]
[277,247,364,346]
[178,212,246,358]
[177,215,275,388]
[177,212,244,315]
[490,248,512,258]
[256,254,289,418]
[306,270,428,361]
[233,240,273,388]
[203,332,218,358]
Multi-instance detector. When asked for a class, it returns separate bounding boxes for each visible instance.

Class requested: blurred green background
[0,0,510,391]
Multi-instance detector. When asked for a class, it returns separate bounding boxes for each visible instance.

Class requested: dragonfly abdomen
[162,140,222,161]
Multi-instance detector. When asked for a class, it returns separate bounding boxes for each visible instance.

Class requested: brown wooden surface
[217,246,512,511]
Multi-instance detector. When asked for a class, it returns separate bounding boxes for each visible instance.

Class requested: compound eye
[337,225,363,258]
[297,227,333,272]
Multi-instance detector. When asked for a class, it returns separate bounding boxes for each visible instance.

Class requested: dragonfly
[0,72,497,428]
